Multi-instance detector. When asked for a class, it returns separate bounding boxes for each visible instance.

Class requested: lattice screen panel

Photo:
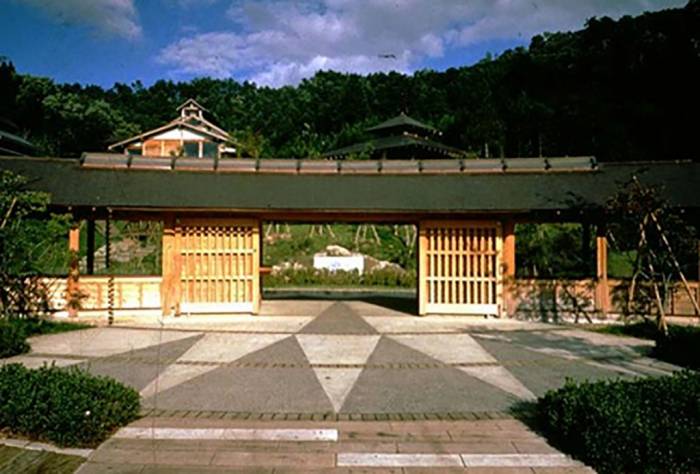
[419,221,502,315]
[177,219,259,313]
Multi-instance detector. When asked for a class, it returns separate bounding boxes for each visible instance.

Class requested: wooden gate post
[418,224,428,316]
[66,222,80,318]
[160,215,180,316]
[252,222,261,315]
[595,224,610,316]
[502,220,516,317]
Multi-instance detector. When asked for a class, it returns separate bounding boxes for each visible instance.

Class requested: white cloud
[17,0,141,39]
[158,0,684,87]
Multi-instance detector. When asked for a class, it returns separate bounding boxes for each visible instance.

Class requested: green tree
[606,176,698,333]
[0,171,70,318]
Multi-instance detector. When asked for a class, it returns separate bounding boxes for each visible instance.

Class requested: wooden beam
[595,224,609,315]
[86,218,95,275]
[67,223,80,318]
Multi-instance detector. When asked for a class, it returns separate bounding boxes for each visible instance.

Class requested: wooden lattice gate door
[419,221,502,316]
[177,218,260,314]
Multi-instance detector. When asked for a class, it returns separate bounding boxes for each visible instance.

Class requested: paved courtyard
[6,298,677,417]
[2,298,681,471]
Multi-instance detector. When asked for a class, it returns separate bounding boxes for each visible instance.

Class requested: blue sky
[0,0,685,88]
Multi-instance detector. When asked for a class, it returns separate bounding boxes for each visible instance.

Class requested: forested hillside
[0,1,698,161]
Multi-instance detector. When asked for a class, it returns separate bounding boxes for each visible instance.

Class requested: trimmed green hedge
[538,371,700,473]
[0,321,30,358]
[264,267,416,288]
[0,364,140,447]
[655,324,700,370]
[0,318,91,359]
[594,321,700,370]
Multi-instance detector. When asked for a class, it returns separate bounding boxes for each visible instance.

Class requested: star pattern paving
[3,301,678,415]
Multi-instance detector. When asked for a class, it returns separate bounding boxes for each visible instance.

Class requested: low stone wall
[42,276,162,312]
[40,275,699,319]
[508,278,700,321]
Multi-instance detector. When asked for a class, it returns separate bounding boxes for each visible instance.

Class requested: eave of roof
[0,155,697,217]
[108,117,229,150]
[366,113,438,134]
[176,98,208,112]
[323,134,464,158]
[0,130,37,151]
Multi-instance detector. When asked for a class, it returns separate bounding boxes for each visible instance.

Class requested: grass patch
[0,445,85,473]
[263,224,416,271]
[537,371,700,473]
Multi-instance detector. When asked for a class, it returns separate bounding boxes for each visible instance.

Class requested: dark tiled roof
[322,134,464,159]
[365,113,438,134]
[0,155,697,219]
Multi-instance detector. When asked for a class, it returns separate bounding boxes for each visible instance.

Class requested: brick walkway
[77,417,593,473]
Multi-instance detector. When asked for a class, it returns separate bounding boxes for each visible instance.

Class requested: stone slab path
[77,417,593,473]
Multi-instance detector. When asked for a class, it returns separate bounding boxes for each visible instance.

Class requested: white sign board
[313,255,365,274]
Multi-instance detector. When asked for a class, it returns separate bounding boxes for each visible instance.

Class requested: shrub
[264,267,416,288]
[538,371,700,473]
[0,363,140,447]
[655,324,700,370]
[0,320,30,358]
[595,321,700,370]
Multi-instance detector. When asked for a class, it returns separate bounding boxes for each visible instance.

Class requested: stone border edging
[0,437,93,458]
[138,408,513,422]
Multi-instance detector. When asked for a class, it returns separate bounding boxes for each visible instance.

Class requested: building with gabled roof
[108,99,234,159]
[323,112,465,160]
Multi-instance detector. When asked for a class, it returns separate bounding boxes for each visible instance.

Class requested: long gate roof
[0,155,698,220]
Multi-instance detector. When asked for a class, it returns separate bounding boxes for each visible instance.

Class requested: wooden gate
[419,221,502,315]
[175,218,260,313]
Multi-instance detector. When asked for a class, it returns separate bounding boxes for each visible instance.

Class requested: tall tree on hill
[1,2,697,160]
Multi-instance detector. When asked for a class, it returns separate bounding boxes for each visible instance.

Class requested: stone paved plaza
[2,297,680,471]
[8,298,676,417]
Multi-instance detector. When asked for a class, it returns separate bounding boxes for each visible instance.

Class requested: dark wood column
[581,222,591,276]
[105,213,111,270]
[86,218,95,275]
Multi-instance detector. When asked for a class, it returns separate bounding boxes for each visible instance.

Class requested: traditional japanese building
[323,113,465,160]
[0,153,698,320]
[108,99,234,159]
